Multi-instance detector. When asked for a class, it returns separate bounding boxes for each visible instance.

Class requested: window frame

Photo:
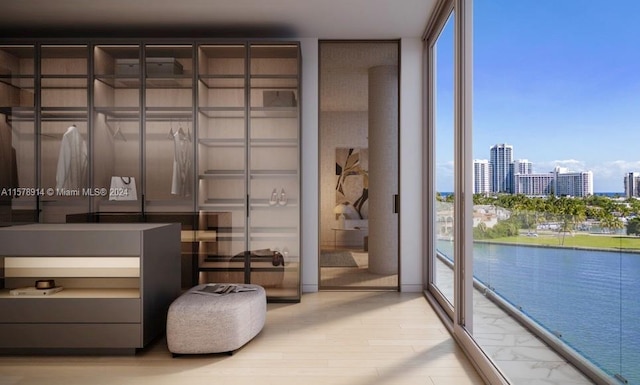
[423,1,510,384]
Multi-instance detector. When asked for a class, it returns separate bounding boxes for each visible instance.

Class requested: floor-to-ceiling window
[426,0,640,384]
[431,10,456,310]
[470,1,640,383]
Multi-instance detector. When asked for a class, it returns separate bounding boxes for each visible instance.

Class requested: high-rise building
[624,172,640,198]
[554,167,593,197]
[514,167,593,197]
[513,173,555,196]
[473,159,490,195]
[489,143,513,193]
[513,159,533,175]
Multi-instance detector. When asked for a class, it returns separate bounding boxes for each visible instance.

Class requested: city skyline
[436,0,640,193]
[474,143,594,197]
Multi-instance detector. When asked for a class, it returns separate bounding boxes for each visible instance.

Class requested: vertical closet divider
[34,43,42,222]
[191,43,198,213]
[139,42,146,215]
[88,42,94,213]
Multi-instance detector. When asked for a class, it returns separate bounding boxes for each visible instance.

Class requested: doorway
[318,41,399,290]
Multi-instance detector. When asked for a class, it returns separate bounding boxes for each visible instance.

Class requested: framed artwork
[335,147,368,219]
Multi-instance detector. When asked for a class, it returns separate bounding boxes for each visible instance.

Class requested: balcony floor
[435,259,596,384]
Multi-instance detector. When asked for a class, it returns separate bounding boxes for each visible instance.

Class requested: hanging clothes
[0,125,19,199]
[1,125,14,204]
[56,125,87,190]
[170,128,192,197]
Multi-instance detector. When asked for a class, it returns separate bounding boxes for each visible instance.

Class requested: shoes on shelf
[278,188,287,206]
[269,188,278,206]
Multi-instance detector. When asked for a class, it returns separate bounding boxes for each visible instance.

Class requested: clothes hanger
[168,120,175,139]
[178,121,186,138]
[172,120,192,142]
[185,120,192,142]
[113,122,127,142]
[106,121,127,142]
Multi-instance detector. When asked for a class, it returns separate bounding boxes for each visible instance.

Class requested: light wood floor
[0,291,485,385]
[320,250,399,288]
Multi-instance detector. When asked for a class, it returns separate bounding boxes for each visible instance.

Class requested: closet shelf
[250,138,297,147]
[95,107,141,121]
[249,230,298,239]
[0,107,35,121]
[143,198,194,204]
[145,76,193,89]
[40,107,88,121]
[0,288,140,299]
[144,107,193,120]
[200,170,298,179]
[41,76,88,89]
[94,75,141,88]
[249,107,297,118]
[200,170,245,178]
[250,199,298,208]
[198,75,245,88]
[250,74,298,79]
[40,74,88,78]
[200,199,245,208]
[198,107,245,118]
[198,138,245,147]
[0,75,35,89]
[250,85,297,91]
[250,77,298,89]
[249,170,297,178]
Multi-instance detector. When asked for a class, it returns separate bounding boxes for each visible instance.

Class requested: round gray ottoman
[166,284,266,355]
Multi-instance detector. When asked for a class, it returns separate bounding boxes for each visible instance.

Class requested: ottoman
[166,284,266,355]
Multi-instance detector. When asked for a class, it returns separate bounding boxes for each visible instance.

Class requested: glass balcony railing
[454,203,640,385]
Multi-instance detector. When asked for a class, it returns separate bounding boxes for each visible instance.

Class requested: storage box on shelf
[0,223,181,354]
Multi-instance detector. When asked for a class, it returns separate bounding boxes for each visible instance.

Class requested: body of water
[437,240,640,384]
[594,192,625,198]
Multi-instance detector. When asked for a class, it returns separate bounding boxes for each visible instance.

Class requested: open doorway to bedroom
[318,41,399,290]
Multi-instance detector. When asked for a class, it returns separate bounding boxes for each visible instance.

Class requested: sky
[436,0,640,193]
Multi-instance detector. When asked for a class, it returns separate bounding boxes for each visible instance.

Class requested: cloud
[436,160,455,176]
[534,159,640,175]
[535,159,586,172]
[591,160,640,179]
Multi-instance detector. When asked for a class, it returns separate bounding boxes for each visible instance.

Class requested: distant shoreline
[474,238,640,255]
[439,192,626,197]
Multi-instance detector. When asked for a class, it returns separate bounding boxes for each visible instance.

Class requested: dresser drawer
[0,323,142,349]
[0,297,141,323]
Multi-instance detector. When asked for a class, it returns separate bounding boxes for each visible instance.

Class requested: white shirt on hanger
[56,125,87,190]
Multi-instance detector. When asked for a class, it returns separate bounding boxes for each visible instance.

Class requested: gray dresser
[0,223,181,354]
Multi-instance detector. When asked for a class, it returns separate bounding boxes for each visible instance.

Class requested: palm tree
[554,197,586,245]
[600,214,623,234]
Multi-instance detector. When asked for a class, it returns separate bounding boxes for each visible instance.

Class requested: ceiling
[0,0,436,39]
